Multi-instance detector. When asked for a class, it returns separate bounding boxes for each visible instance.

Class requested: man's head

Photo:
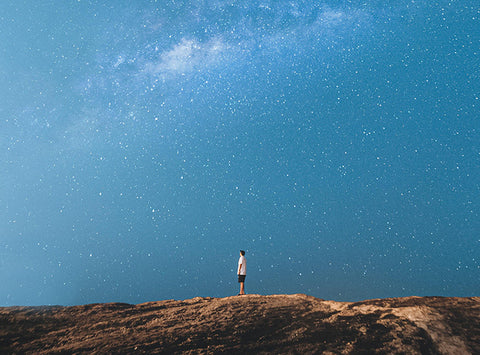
[240,250,245,256]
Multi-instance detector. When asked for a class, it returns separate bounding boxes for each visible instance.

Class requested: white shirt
[238,255,246,275]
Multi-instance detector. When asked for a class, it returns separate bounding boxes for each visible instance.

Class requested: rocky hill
[1,294,479,354]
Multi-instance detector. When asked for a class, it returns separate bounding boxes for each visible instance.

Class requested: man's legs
[239,281,245,295]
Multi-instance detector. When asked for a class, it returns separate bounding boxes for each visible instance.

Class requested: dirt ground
[1,294,479,354]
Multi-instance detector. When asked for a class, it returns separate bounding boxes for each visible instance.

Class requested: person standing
[237,250,247,295]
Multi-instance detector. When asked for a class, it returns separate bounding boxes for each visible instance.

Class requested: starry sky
[1,1,479,306]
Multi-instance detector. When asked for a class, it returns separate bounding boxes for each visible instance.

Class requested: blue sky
[1,1,479,305]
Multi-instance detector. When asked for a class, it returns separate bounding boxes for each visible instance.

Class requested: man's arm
[238,263,242,275]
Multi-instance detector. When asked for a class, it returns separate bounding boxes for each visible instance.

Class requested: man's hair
[240,250,245,256]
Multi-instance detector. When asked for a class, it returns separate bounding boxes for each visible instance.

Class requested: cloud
[145,37,228,76]
[137,3,373,82]
[319,9,345,25]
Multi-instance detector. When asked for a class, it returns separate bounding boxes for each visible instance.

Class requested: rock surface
[1,294,479,354]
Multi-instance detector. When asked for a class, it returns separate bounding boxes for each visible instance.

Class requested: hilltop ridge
[1,294,479,354]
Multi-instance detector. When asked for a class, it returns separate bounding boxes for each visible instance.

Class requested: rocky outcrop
[1,294,478,354]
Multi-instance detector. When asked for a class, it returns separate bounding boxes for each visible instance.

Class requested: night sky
[1,1,479,306]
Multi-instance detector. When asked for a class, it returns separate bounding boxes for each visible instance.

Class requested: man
[237,250,247,295]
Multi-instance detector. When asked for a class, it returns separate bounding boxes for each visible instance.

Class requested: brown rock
[0,294,478,354]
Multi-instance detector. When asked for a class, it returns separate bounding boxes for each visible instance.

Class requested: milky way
[1,1,479,305]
